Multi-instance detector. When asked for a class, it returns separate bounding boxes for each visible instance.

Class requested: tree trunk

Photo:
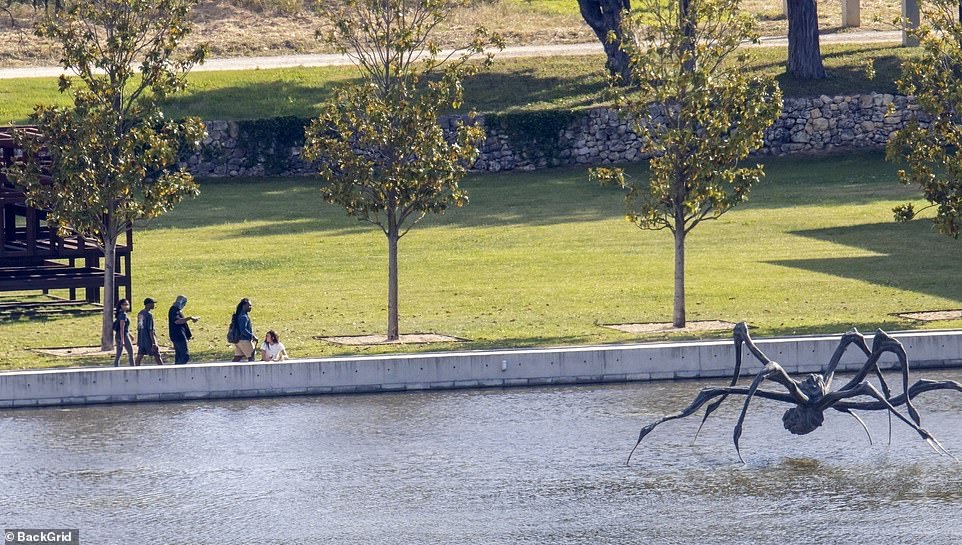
[679,0,695,73]
[675,0,692,330]
[787,0,826,79]
[578,0,632,85]
[101,237,117,351]
[386,225,400,342]
[672,225,686,329]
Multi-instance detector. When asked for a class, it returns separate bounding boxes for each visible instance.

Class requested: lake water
[3,368,962,545]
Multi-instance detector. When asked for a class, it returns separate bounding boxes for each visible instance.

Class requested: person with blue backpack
[229,297,257,362]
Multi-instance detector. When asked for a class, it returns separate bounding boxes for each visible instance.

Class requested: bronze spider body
[628,322,962,464]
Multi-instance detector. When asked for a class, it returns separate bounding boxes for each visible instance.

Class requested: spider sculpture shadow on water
[627,322,962,464]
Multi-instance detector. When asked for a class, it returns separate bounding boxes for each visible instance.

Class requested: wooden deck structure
[0,127,132,304]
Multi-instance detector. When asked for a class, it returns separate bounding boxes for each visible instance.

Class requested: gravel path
[0,29,903,79]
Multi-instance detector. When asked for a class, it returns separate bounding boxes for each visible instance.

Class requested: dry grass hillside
[0,0,903,67]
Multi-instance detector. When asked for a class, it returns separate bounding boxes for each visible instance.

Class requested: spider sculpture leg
[874,331,920,426]
[732,360,811,463]
[906,379,962,400]
[626,386,795,465]
[691,322,757,442]
[818,328,878,444]
[822,328,871,389]
[837,330,918,422]
[694,323,802,442]
[837,330,919,443]
[696,325,876,445]
[836,379,962,411]
[871,365,895,444]
[836,408,873,445]
[832,379,962,446]
[833,379,962,452]
[819,381,954,458]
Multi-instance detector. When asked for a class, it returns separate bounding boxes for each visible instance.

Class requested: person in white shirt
[260,330,289,362]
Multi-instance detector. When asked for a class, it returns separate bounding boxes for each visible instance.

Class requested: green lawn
[0,43,916,123]
[3,151,961,370]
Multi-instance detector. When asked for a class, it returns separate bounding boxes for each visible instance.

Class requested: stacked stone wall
[184,93,923,177]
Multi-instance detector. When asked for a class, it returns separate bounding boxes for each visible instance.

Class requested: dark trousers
[172,339,190,365]
[113,336,134,367]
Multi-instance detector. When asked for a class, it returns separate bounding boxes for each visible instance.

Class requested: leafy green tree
[591,0,782,328]
[887,0,962,238]
[304,0,502,341]
[10,0,206,350]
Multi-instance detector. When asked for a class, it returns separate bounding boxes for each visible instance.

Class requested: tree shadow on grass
[0,306,99,322]
[160,64,608,120]
[766,220,962,302]
[747,44,905,98]
[752,43,900,65]
[740,151,942,212]
[707,151,907,211]
[754,12,786,21]
[224,219,372,240]
[418,170,646,232]
[154,152,915,237]
[0,295,100,324]
[161,76,351,120]
[144,181,370,237]
[150,164,632,235]
[462,65,608,114]
[772,56,902,97]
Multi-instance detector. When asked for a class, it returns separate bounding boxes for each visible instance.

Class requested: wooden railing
[0,126,132,303]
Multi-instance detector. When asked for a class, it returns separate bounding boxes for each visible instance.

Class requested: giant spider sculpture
[627,322,962,464]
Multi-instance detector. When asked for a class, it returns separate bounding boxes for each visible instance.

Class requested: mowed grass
[0,42,917,124]
[2,151,961,370]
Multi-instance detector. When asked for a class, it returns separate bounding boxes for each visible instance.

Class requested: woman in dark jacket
[113,298,134,367]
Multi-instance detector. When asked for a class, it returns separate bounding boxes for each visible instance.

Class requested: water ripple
[3,369,962,544]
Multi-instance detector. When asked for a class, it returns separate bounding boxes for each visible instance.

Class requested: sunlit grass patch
[3,151,960,370]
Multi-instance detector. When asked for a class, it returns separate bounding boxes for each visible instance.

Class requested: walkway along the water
[2,328,961,407]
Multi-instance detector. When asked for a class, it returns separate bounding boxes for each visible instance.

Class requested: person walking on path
[168,295,199,365]
[112,298,135,367]
[135,297,164,366]
[231,298,257,362]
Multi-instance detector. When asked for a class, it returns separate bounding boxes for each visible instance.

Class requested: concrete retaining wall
[3,329,962,408]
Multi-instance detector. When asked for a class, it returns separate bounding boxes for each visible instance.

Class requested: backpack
[226,315,240,344]
[112,319,120,333]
